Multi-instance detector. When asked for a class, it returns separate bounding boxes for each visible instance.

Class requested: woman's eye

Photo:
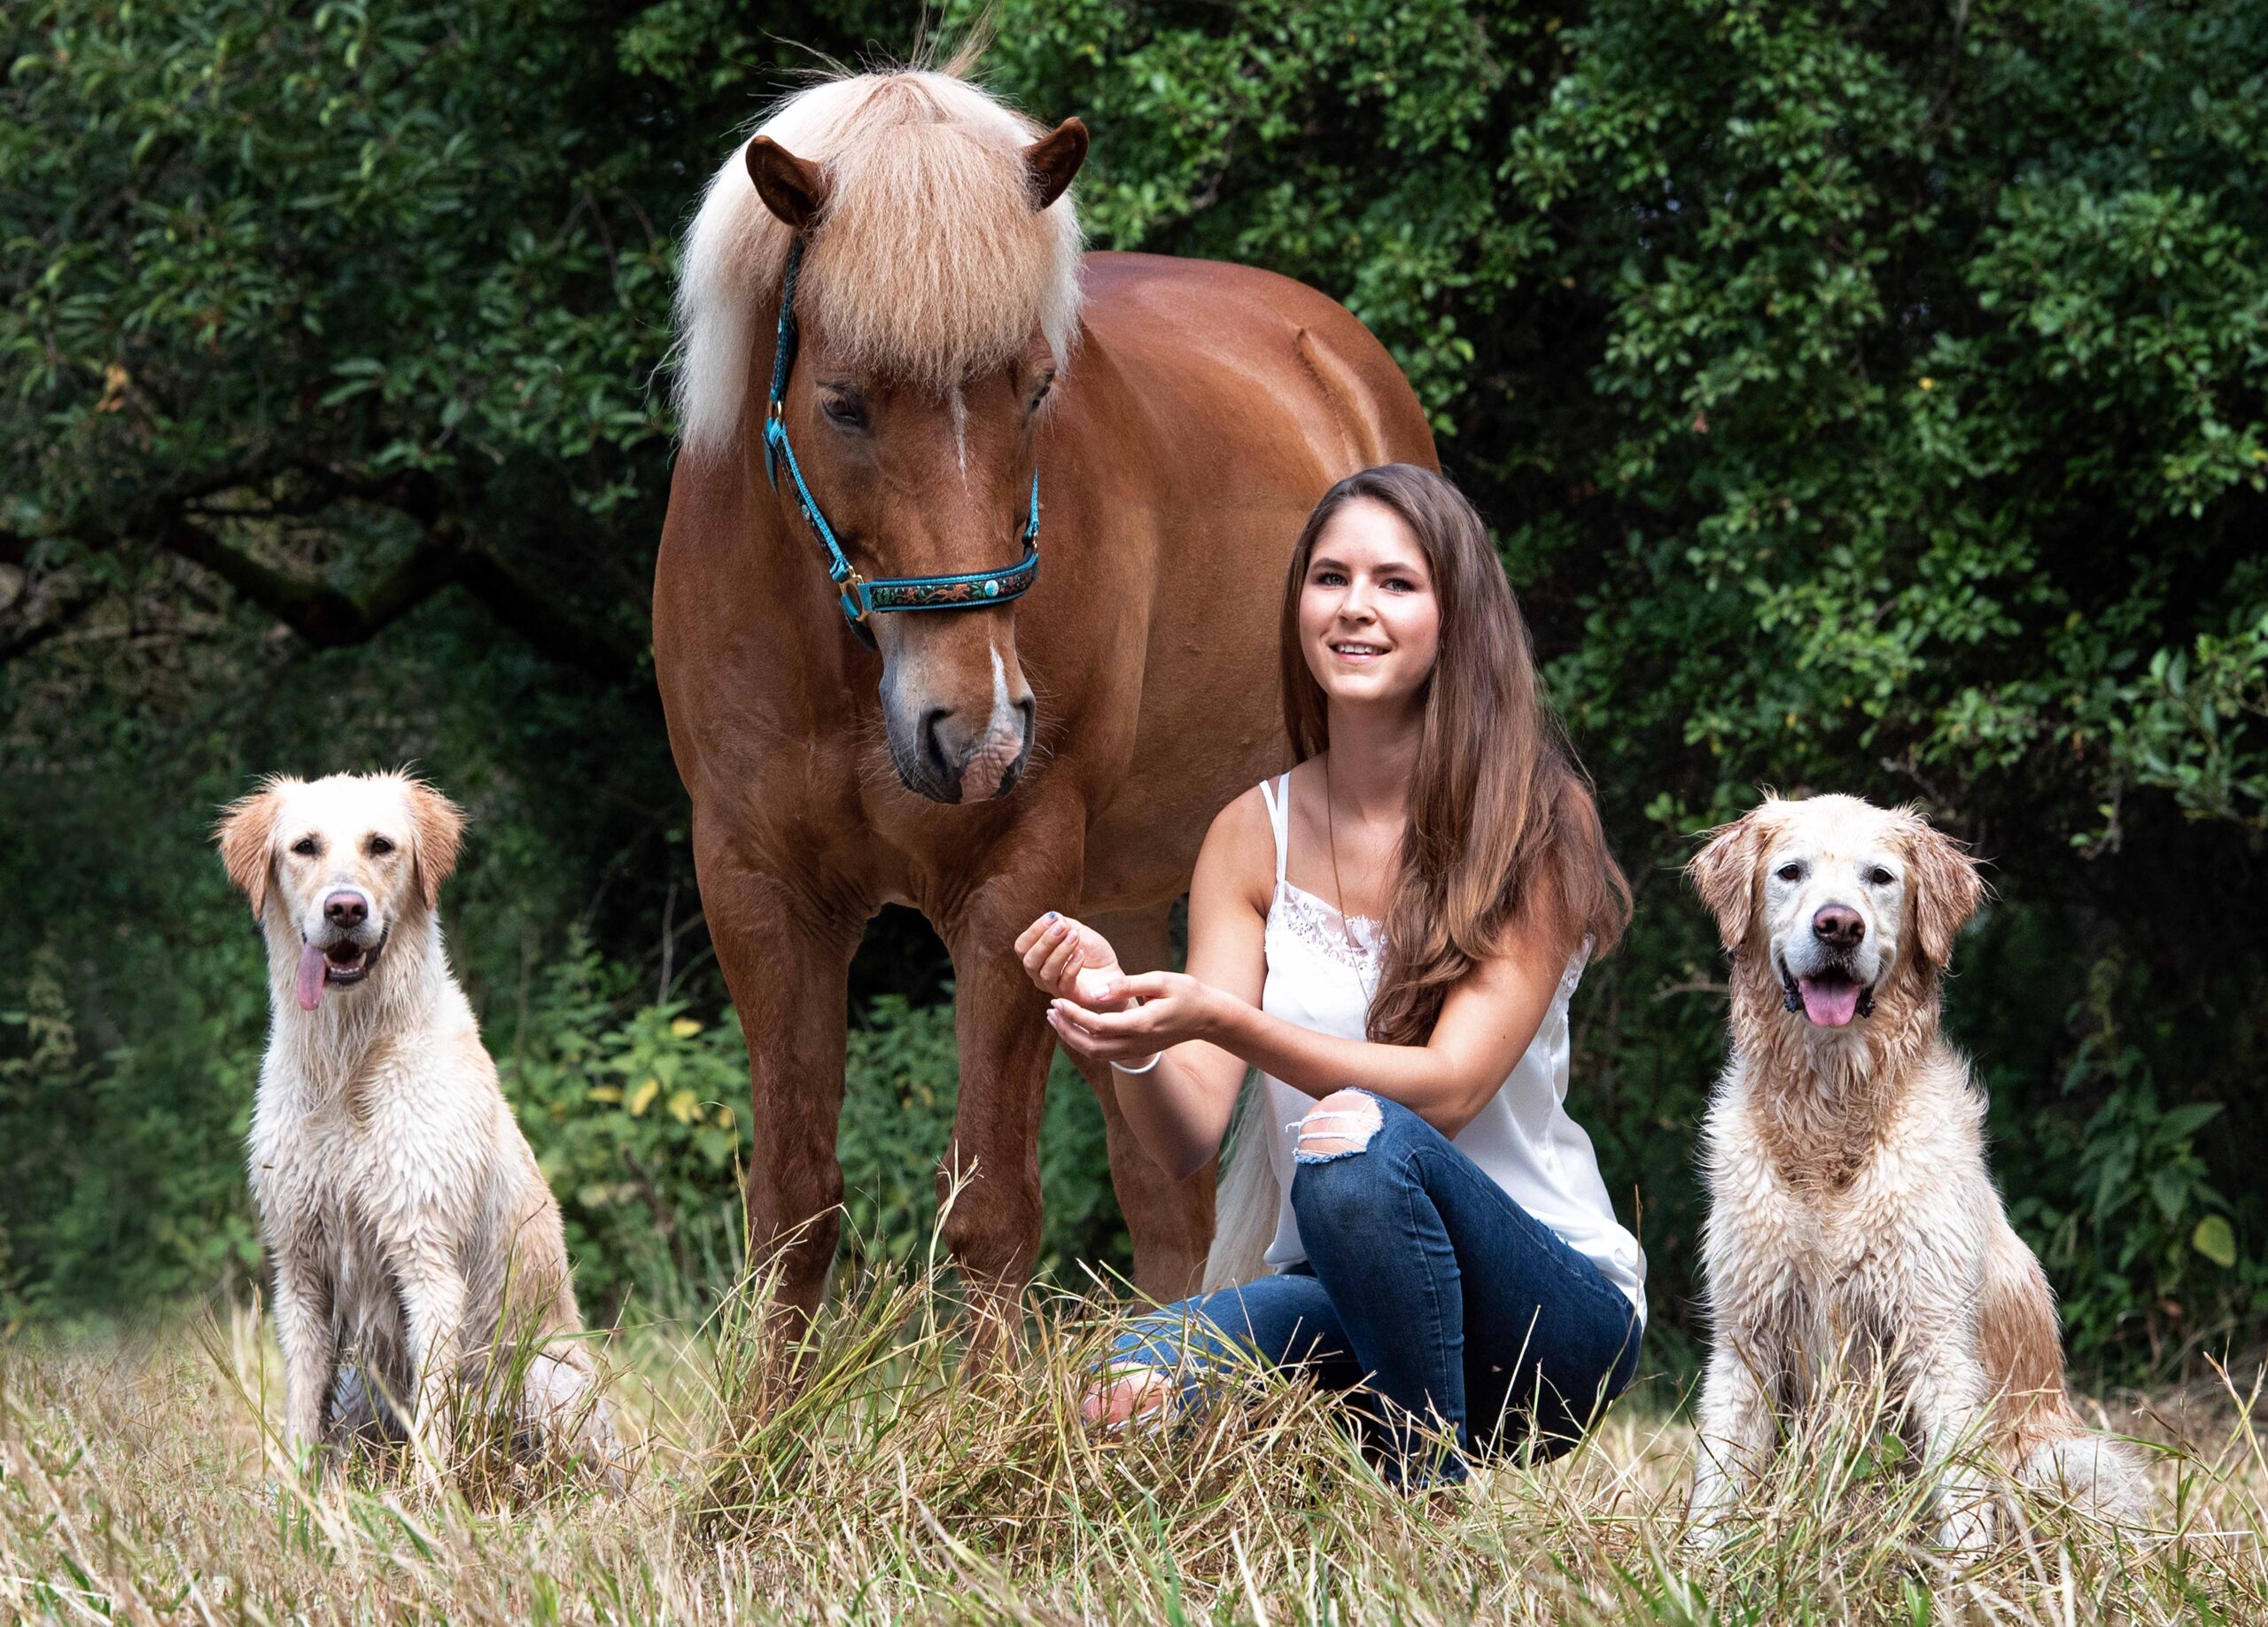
[820,394,867,430]
[368,835,396,857]
[291,837,318,857]
[1313,570,1347,588]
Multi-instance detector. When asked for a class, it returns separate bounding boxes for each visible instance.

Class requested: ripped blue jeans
[1109,1091,1643,1484]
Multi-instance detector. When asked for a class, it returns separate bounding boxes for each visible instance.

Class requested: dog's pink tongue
[296,943,327,1012]
[1798,977,1860,1027]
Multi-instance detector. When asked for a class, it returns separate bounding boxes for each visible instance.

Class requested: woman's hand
[1045,969,1220,1065]
[1014,912,1129,1009]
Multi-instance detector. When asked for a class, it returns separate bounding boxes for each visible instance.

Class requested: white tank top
[1254,773,1647,1315]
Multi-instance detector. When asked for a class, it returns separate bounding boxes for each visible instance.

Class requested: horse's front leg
[699,835,864,1337]
[936,839,1087,1334]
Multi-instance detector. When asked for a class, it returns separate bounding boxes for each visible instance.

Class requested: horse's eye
[1029,375,1055,411]
[819,393,867,430]
[368,835,396,857]
[1775,863,1804,883]
[291,837,319,857]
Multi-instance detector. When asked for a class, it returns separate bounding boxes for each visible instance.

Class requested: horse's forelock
[672,71,1084,455]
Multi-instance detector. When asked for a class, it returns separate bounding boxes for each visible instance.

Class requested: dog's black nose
[324,891,369,927]
[1813,903,1864,949]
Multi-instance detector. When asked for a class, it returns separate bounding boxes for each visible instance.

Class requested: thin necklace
[1321,753,1379,997]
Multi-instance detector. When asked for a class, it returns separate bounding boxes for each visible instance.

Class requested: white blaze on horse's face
[1757,797,1909,1031]
[1298,498,1441,715]
[802,346,1047,804]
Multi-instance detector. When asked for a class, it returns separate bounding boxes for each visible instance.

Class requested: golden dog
[1685,794,2146,1547]
[218,772,617,1483]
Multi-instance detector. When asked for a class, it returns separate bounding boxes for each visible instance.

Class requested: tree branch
[9,470,648,689]
[155,510,459,649]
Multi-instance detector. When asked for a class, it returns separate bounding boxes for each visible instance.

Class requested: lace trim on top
[1270,880,1383,972]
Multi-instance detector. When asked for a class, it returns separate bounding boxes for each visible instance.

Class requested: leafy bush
[498,937,1122,1317]
[2006,959,2264,1369]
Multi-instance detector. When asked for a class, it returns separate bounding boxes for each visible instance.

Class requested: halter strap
[762,237,1043,649]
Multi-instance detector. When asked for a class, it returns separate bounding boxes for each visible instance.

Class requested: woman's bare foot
[1082,1368,1177,1428]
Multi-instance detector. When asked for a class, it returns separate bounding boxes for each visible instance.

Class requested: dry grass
[3,1255,2264,1624]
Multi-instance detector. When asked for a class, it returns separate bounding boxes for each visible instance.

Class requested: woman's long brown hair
[1278,464,1631,1047]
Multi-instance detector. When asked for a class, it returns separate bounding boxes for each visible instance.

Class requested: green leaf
[2148,1164,2190,1223]
[2193,1215,2238,1268]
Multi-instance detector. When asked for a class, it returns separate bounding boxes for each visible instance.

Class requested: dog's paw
[1681,1511,1736,1553]
[1933,1499,1997,1556]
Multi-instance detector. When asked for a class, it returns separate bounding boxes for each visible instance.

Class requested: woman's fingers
[1110,970,1176,1003]
[1047,1001,1151,1060]
[1042,926,1091,988]
[1050,998,1152,1046]
[1018,915,1080,991]
[1045,1003,1107,1057]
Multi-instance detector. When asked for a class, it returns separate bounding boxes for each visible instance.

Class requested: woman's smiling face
[1298,496,1441,712]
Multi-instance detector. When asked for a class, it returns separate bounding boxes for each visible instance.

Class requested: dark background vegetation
[5,0,2264,1381]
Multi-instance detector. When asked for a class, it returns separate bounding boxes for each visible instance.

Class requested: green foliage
[498,938,1122,1317]
[5,0,2268,1382]
[2007,959,2264,1366]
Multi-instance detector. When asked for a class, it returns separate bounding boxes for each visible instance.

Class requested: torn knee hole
[1295,1089,1382,1162]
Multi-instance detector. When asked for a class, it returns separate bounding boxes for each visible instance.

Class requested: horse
[654,64,1435,1326]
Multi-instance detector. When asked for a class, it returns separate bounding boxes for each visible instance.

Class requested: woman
[1016,463,1643,1483]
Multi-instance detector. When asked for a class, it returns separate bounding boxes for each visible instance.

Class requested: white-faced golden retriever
[1685,794,2146,1547]
[217,771,616,1483]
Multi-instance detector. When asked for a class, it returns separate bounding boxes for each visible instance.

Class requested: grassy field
[3,1259,2263,1624]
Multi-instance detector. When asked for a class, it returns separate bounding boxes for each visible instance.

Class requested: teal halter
[763,237,1042,649]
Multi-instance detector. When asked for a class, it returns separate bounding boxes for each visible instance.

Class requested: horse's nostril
[919,707,953,780]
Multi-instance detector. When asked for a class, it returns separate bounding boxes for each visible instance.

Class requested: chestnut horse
[654,67,1434,1321]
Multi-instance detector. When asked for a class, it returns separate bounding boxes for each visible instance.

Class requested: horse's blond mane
[673,69,1084,455]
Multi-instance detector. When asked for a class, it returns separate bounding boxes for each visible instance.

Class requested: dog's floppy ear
[1905,815,1983,969]
[215,785,282,921]
[1688,808,1769,954]
[405,781,467,914]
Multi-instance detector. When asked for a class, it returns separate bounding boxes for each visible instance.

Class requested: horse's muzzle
[899,697,1034,803]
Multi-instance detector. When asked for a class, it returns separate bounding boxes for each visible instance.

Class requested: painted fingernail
[1045,911,1059,922]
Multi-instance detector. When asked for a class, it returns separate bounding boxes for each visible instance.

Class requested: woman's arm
[1054,924,1566,1143]
[1040,790,1273,1181]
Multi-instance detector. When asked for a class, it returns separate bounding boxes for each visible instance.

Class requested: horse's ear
[1022,117,1087,211]
[1904,816,1983,969]
[745,136,830,231]
[216,785,282,921]
[1688,806,1772,955]
[405,782,466,915]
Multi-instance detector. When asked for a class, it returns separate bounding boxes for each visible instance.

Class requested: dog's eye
[368,835,396,857]
[291,837,319,857]
[1865,866,1895,887]
[1775,863,1805,883]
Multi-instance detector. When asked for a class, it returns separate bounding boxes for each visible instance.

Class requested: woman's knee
[1290,1090,1418,1227]
[1293,1088,1386,1163]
